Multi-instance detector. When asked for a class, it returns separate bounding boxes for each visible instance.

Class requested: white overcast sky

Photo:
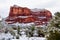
[0,0,60,18]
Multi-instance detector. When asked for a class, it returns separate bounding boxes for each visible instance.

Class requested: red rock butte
[5,5,52,25]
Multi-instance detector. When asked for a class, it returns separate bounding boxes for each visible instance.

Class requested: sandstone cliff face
[9,5,31,17]
[5,5,52,25]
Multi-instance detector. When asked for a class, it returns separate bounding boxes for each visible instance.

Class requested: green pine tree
[47,12,60,40]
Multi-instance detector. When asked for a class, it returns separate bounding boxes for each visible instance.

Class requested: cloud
[0,0,60,18]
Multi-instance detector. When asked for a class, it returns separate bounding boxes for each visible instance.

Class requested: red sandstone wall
[5,5,52,25]
[9,5,31,17]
